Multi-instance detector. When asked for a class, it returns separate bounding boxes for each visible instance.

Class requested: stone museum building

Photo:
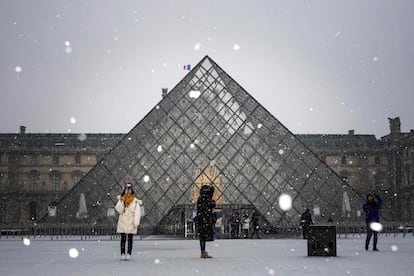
[1,56,413,235]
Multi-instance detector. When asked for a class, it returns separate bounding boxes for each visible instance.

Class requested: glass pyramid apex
[42,56,364,235]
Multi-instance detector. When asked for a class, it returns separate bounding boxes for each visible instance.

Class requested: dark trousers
[243,229,249,239]
[302,225,310,239]
[231,225,239,238]
[366,225,378,249]
[250,225,260,239]
[120,233,133,255]
[199,240,206,252]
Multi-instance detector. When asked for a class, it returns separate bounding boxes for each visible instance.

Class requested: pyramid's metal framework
[42,56,363,233]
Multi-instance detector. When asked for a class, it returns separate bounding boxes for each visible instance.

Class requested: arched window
[29,201,38,221]
[404,164,411,185]
[71,170,84,185]
[49,170,61,191]
[28,170,40,191]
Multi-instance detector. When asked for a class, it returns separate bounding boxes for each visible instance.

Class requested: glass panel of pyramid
[42,56,364,234]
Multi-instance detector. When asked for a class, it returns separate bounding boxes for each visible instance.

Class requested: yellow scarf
[121,194,135,208]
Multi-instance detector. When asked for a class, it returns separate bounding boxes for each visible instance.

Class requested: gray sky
[1,0,414,138]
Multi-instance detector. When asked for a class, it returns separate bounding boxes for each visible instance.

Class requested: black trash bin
[307,225,336,257]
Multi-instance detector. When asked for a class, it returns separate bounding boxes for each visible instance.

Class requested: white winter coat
[115,196,142,234]
[242,218,250,230]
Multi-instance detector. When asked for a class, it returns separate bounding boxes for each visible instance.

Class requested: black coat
[300,210,313,226]
[196,185,216,241]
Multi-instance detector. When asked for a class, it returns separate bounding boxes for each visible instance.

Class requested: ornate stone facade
[0,129,122,224]
[1,118,413,225]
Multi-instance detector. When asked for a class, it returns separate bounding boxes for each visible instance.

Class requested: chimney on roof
[162,88,168,98]
[20,125,26,134]
[388,117,401,134]
[348,130,354,135]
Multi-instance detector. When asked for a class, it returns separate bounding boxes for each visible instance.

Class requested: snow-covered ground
[1,234,413,276]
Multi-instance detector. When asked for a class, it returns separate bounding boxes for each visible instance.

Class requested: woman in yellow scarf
[115,182,143,261]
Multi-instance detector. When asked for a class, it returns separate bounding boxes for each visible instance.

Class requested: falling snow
[78,133,87,141]
[68,248,79,258]
[23,238,31,246]
[64,41,72,53]
[279,193,293,211]
[1,237,413,275]
[194,43,201,50]
[370,222,383,232]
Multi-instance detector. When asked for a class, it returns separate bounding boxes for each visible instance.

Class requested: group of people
[115,181,383,261]
[228,211,261,239]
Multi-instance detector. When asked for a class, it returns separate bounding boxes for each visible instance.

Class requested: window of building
[29,201,38,221]
[404,164,411,185]
[8,170,16,186]
[75,154,81,165]
[53,154,59,165]
[8,155,18,163]
[360,155,368,165]
[50,171,61,191]
[403,146,410,159]
[72,170,84,185]
[375,171,385,190]
[31,155,39,165]
[29,170,40,191]
[341,154,347,165]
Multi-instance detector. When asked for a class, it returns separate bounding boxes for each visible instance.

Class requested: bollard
[307,225,337,257]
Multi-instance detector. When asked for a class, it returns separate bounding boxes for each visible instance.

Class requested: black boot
[373,234,378,251]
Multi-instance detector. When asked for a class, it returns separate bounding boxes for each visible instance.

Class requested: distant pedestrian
[242,213,250,238]
[230,212,240,239]
[196,185,216,258]
[363,193,382,251]
[300,208,313,239]
[214,215,223,239]
[115,182,142,261]
[250,211,260,239]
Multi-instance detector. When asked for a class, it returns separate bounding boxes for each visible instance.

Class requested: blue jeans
[199,240,206,252]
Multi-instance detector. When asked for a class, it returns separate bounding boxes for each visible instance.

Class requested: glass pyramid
[42,56,364,234]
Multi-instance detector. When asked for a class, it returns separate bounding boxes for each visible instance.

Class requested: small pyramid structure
[42,56,363,232]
